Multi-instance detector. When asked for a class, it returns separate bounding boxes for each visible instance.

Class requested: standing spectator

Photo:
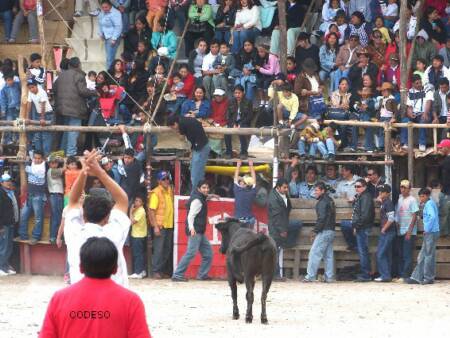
[374,184,396,282]
[64,157,82,207]
[211,42,235,95]
[0,173,18,276]
[319,32,340,93]
[172,180,213,282]
[111,0,131,34]
[26,79,53,156]
[188,38,208,86]
[352,178,375,282]
[151,18,178,59]
[0,0,15,42]
[329,78,352,149]
[168,115,210,192]
[271,0,304,56]
[334,34,361,90]
[294,32,320,73]
[366,166,385,198]
[47,156,64,244]
[28,53,45,88]
[53,57,97,156]
[233,160,257,228]
[0,72,20,145]
[39,238,151,338]
[406,188,440,285]
[394,179,419,282]
[201,40,220,99]
[214,0,237,44]
[303,182,336,283]
[421,6,447,45]
[345,11,371,48]
[185,0,215,56]
[124,15,152,54]
[99,0,123,69]
[9,0,38,43]
[146,0,167,31]
[224,85,253,159]
[232,0,261,54]
[148,170,174,279]
[129,195,148,279]
[18,150,46,244]
[119,148,143,202]
[74,0,101,17]
[101,156,121,183]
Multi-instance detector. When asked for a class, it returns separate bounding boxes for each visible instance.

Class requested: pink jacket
[258,54,280,76]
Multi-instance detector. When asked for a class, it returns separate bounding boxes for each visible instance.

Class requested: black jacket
[348,62,379,96]
[268,188,292,243]
[352,190,375,229]
[178,117,209,151]
[314,193,336,233]
[235,48,257,71]
[226,98,253,127]
[214,5,237,28]
[0,0,16,12]
[0,188,15,226]
[272,1,306,29]
[124,27,152,54]
[295,44,320,73]
[185,190,208,235]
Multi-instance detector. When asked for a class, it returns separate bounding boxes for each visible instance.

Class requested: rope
[14,118,26,132]
[143,122,152,134]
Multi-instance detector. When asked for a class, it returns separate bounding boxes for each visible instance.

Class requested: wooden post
[272,88,279,188]
[277,0,287,73]
[17,56,28,198]
[407,124,414,185]
[36,0,47,68]
[384,122,392,186]
[399,0,408,112]
[174,159,181,195]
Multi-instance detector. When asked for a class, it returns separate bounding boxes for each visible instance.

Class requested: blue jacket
[98,7,123,40]
[0,81,21,112]
[151,31,178,59]
[423,199,440,233]
[319,45,337,73]
[180,99,211,118]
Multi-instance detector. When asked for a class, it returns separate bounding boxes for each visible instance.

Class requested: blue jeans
[4,107,19,144]
[191,143,210,193]
[105,38,120,69]
[378,116,391,149]
[167,97,187,115]
[298,141,324,157]
[131,236,146,274]
[61,116,82,156]
[31,111,53,156]
[232,28,260,54]
[0,10,13,40]
[120,11,129,34]
[19,193,45,240]
[152,228,173,274]
[341,220,357,249]
[0,225,14,270]
[327,110,349,148]
[319,69,338,93]
[214,29,231,45]
[376,230,395,280]
[173,233,213,279]
[411,232,439,282]
[333,68,349,91]
[317,138,335,156]
[400,115,430,146]
[395,234,416,278]
[305,230,335,281]
[356,228,371,279]
[49,193,63,240]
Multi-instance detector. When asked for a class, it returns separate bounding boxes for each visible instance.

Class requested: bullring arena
[1,276,449,337]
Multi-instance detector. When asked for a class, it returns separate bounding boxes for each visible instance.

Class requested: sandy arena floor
[0,275,449,338]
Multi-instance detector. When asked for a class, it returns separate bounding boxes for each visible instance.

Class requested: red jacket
[168,72,195,99]
[99,86,124,119]
[210,97,228,126]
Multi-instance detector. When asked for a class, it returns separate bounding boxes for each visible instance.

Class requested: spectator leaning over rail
[352,178,375,282]
[406,188,440,285]
[303,182,336,283]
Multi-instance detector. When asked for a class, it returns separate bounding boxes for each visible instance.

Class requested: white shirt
[201,52,218,72]
[306,74,319,92]
[439,90,449,117]
[382,3,398,17]
[423,65,450,88]
[64,208,131,288]
[276,189,288,207]
[407,88,433,115]
[27,86,52,113]
[86,77,96,90]
[235,6,262,31]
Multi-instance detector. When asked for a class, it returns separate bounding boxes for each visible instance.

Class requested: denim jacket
[98,7,123,40]
[319,45,337,73]
[0,81,21,112]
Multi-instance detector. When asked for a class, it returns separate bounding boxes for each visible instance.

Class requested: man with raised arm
[64,150,131,287]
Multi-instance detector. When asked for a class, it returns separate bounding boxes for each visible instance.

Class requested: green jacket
[188,4,215,28]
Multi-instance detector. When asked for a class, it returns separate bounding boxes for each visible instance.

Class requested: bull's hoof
[232,313,240,320]
[245,316,253,324]
[261,317,268,325]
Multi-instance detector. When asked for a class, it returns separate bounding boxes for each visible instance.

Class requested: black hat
[377,184,392,193]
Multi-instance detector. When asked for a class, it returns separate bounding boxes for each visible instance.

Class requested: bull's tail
[231,233,269,255]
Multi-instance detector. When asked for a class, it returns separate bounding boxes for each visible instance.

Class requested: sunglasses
[162,177,170,181]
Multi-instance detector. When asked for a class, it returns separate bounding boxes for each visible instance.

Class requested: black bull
[215,219,277,324]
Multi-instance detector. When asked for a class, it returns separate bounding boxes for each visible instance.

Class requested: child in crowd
[255,44,281,108]
[381,0,398,29]
[26,79,53,156]
[165,72,187,114]
[334,10,348,45]
[319,121,340,161]
[270,82,308,129]
[298,121,326,161]
[376,82,398,150]
[129,195,148,279]
[212,42,235,95]
[28,53,45,88]
[0,72,21,145]
[320,0,344,33]
[286,57,297,86]
[414,58,427,83]
[86,71,97,90]
[374,16,391,44]
[98,83,127,122]
[234,63,257,102]
[64,156,81,207]
[202,40,220,99]
[353,87,377,152]
[47,155,64,244]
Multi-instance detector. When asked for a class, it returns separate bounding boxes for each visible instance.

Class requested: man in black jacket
[0,173,19,276]
[168,114,210,192]
[348,48,379,97]
[352,178,375,282]
[224,85,253,160]
[303,182,336,282]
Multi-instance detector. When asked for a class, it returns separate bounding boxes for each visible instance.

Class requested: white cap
[1,173,11,182]
[157,47,169,57]
[213,88,226,96]
[101,157,110,166]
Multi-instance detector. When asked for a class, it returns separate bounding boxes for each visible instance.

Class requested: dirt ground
[1,275,449,338]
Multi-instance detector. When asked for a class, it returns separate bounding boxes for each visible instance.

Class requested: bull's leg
[245,277,255,323]
[261,274,273,324]
[229,277,239,320]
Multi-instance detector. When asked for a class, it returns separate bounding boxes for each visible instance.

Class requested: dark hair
[439,77,450,86]
[367,166,380,176]
[66,155,79,165]
[234,84,245,92]
[335,9,346,19]
[287,56,295,63]
[411,74,422,83]
[83,195,113,223]
[342,164,355,174]
[3,71,14,80]
[315,181,327,191]
[220,41,230,48]
[124,148,135,157]
[416,58,427,65]
[88,70,97,78]
[329,121,338,131]
[355,178,367,187]
[238,0,254,10]
[178,63,189,71]
[281,83,293,92]
[426,6,437,19]
[326,32,340,52]
[196,179,210,188]
[210,39,220,47]
[167,113,180,126]
[193,86,206,100]
[108,59,124,74]
[33,150,44,157]
[433,55,444,63]
[80,237,118,279]
[275,178,289,188]
[101,0,112,5]
[172,72,182,79]
[418,187,431,196]
[306,165,318,175]
[195,38,208,48]
[60,58,70,70]
[339,77,349,85]
[135,15,148,27]
[69,57,81,69]
[30,53,42,62]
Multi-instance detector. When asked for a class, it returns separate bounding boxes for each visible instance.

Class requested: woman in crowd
[98,0,123,69]
[171,64,195,99]
[421,6,447,45]
[180,86,212,118]
[184,0,215,56]
[232,0,261,54]
[255,44,280,107]
[188,38,208,86]
[134,39,152,67]
[151,18,177,59]
[214,0,237,44]
[320,0,346,33]
[124,15,152,54]
[367,29,387,69]
[108,59,128,87]
[96,71,110,88]
[232,39,258,101]
[123,59,149,113]
[328,77,352,149]
[345,11,371,48]
[319,32,340,93]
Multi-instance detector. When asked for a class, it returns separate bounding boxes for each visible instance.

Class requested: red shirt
[39,278,151,338]
[210,97,228,126]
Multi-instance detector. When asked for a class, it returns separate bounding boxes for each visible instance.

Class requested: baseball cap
[100,157,111,166]
[242,175,255,186]
[0,173,11,182]
[377,184,391,193]
[437,139,450,148]
[156,170,171,181]
[400,180,411,188]
[213,88,226,96]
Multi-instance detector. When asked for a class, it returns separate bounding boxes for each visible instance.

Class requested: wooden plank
[0,44,41,60]
[437,263,450,279]
[293,249,301,280]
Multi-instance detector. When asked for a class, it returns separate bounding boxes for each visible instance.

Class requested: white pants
[75,0,99,12]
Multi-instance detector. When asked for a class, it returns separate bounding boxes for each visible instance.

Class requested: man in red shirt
[39,237,151,338]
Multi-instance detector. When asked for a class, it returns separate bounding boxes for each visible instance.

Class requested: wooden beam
[277,0,287,72]
[36,0,47,68]
[407,123,414,184]
[384,122,393,185]
[399,0,408,112]
[17,56,28,199]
